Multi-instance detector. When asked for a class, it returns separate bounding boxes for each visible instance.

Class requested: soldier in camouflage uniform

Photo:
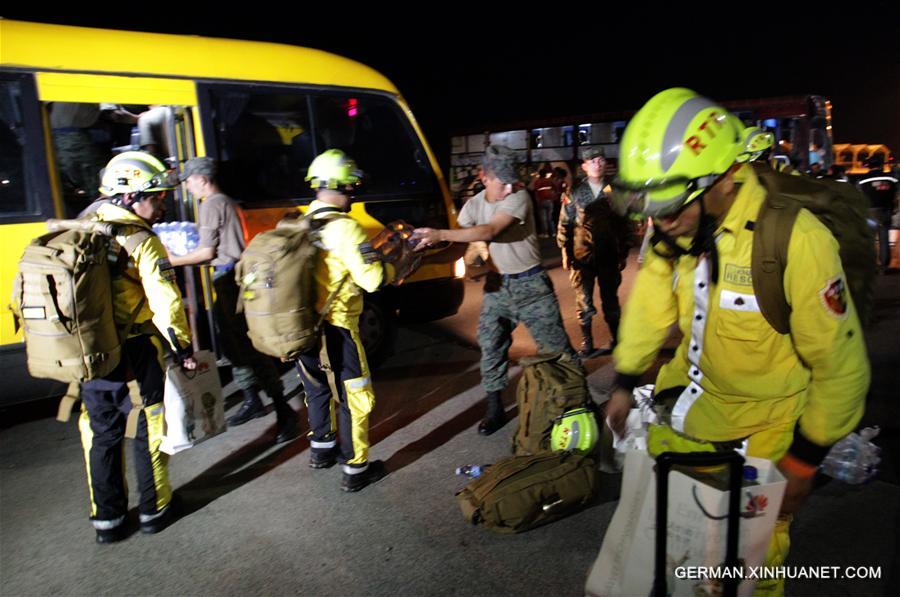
[557,147,631,358]
[413,145,579,435]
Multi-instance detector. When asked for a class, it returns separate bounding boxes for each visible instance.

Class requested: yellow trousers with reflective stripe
[79,335,172,527]
[296,321,375,467]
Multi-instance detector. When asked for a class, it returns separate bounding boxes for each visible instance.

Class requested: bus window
[44,101,160,217]
[0,74,52,223]
[202,87,315,205]
[311,94,436,198]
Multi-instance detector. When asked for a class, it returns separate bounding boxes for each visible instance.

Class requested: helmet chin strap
[649,195,720,284]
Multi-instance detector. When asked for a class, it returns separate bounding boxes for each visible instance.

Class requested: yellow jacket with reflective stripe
[308,200,394,330]
[614,164,869,459]
[93,203,192,351]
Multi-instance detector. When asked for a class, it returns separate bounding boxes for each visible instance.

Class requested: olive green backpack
[236,207,345,359]
[11,219,150,383]
[512,352,590,456]
[751,163,877,332]
[456,451,599,533]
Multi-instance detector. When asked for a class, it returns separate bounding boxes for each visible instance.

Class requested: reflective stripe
[342,463,368,475]
[661,96,718,173]
[92,515,125,530]
[139,503,170,524]
[858,177,898,185]
[672,257,711,431]
[310,439,336,449]
[345,376,371,390]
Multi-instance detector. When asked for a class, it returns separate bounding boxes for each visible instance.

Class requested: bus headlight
[454,257,466,279]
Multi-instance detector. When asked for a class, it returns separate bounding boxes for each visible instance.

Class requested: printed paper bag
[160,350,225,455]
[586,449,786,596]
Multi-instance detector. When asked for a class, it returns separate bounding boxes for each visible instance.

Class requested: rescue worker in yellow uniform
[295,149,394,492]
[604,89,869,594]
[81,151,197,543]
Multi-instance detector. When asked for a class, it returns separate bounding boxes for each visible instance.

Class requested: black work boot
[140,493,180,535]
[227,389,265,426]
[477,391,506,436]
[95,524,127,545]
[341,460,388,492]
[309,446,338,469]
[577,321,600,359]
[272,396,300,444]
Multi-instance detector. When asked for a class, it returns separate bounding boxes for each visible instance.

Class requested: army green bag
[11,219,150,383]
[513,352,590,455]
[236,208,344,359]
[751,163,877,332]
[456,451,599,534]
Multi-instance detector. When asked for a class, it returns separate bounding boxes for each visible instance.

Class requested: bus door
[35,73,213,353]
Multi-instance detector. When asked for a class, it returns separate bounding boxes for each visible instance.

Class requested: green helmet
[611,88,744,218]
[99,151,176,197]
[736,126,775,163]
[550,407,599,454]
[305,149,362,190]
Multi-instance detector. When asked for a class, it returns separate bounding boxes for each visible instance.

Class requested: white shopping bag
[160,350,226,455]
[586,449,786,597]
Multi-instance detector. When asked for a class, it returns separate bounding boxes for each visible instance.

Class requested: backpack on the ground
[235,207,344,359]
[751,163,877,331]
[456,451,599,534]
[10,218,150,383]
[513,352,590,455]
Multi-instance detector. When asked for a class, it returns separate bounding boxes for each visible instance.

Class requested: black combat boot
[577,321,599,358]
[607,313,620,349]
[477,391,506,436]
[341,460,388,493]
[272,396,300,444]
[227,388,265,426]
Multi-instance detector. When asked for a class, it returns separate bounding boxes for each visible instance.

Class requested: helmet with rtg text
[611,88,744,219]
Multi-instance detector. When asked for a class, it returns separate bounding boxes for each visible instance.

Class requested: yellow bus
[0,19,464,405]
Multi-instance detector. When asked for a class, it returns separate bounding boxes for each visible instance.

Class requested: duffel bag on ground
[456,451,599,534]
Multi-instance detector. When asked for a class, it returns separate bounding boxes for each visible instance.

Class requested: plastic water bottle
[742,465,759,487]
[455,465,484,479]
[820,427,881,484]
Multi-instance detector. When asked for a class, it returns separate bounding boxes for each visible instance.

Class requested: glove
[167,327,195,368]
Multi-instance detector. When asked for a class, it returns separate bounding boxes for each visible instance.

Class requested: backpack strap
[121,228,153,255]
[751,169,802,335]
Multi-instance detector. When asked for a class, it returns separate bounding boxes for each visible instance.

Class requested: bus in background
[833,144,894,177]
[448,95,838,202]
[0,20,464,406]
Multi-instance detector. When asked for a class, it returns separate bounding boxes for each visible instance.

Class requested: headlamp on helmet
[736,126,775,163]
[306,149,363,190]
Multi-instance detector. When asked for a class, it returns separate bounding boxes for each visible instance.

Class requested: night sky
[6,10,899,169]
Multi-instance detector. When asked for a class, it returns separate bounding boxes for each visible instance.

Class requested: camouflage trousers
[477,269,580,392]
[570,260,622,327]
[213,270,284,399]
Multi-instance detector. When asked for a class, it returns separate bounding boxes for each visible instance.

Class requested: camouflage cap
[482,145,519,184]
[180,156,217,182]
[580,146,606,161]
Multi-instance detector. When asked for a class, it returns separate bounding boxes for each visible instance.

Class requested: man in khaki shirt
[170,157,298,444]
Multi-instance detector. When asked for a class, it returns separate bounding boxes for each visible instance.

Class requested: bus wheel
[359,298,396,367]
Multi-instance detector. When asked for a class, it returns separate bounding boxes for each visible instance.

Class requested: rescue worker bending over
[170,157,299,444]
[296,150,393,492]
[604,89,869,593]
[83,151,197,543]
[557,147,630,357]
